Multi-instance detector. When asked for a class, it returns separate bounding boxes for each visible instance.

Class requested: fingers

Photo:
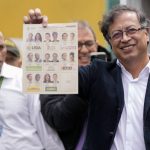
[34,8,41,18]
[28,9,38,24]
[23,8,48,25]
[23,16,30,24]
[42,16,48,27]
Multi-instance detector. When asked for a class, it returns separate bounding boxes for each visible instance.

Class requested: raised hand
[23,8,48,27]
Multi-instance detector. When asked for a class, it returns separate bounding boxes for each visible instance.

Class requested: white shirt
[0,63,64,150]
[111,60,150,150]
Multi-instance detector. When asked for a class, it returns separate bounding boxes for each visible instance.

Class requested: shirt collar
[0,62,18,78]
[117,59,150,79]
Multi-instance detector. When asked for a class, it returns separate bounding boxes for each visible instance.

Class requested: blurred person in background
[0,31,64,150]
[5,39,22,68]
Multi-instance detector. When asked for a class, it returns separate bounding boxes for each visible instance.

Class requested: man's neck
[120,56,149,79]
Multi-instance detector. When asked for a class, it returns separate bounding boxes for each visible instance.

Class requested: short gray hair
[76,20,97,41]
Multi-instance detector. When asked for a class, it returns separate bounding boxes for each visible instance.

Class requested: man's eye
[85,42,94,46]
[78,42,83,47]
[127,28,137,34]
[112,32,122,39]
[85,41,94,46]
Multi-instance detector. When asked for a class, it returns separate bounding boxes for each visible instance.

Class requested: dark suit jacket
[79,59,150,150]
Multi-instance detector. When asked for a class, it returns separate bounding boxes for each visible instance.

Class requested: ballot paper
[23,23,78,94]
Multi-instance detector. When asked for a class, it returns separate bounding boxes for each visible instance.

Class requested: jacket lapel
[144,75,150,121]
[109,63,124,120]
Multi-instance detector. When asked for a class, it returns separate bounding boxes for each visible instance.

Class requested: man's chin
[79,59,90,66]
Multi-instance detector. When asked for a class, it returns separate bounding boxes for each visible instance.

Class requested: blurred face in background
[78,27,97,66]
[0,32,7,70]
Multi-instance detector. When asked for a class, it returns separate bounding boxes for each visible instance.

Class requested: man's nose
[79,45,89,53]
[121,31,131,42]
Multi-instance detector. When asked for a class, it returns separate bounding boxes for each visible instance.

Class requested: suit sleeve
[40,94,88,132]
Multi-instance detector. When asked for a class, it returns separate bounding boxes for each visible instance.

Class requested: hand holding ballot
[24,8,48,26]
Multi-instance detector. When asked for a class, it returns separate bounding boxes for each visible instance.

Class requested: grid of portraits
[23,24,78,93]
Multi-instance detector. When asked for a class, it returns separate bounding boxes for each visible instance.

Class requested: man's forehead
[78,28,95,39]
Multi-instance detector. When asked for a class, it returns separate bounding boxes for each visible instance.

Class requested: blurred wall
[0,0,106,46]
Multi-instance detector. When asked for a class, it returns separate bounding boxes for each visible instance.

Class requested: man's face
[78,27,97,66]
[108,11,149,64]
[0,32,7,68]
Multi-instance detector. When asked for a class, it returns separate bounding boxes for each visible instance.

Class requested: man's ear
[147,34,149,46]
[145,28,150,45]
[18,59,22,68]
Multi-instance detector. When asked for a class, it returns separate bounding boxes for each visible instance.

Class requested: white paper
[23,23,78,94]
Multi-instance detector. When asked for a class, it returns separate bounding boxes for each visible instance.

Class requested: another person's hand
[23,8,48,27]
